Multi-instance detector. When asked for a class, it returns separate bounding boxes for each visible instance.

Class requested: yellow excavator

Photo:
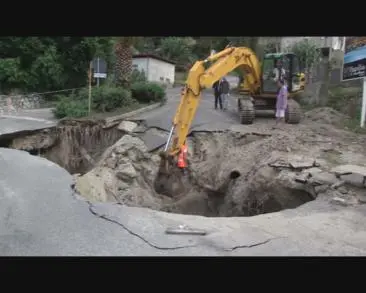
[154,46,306,196]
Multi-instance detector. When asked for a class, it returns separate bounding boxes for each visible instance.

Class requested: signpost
[92,57,107,87]
[341,37,366,127]
[88,61,92,114]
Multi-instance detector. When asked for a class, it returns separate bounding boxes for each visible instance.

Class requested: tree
[0,37,113,94]
[114,37,137,87]
[290,39,328,106]
[290,39,321,73]
[159,37,197,69]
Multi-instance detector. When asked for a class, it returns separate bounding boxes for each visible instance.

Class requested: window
[292,55,300,74]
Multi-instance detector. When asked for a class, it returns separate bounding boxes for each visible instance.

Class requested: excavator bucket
[154,152,186,198]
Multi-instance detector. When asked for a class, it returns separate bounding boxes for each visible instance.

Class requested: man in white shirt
[273,60,286,83]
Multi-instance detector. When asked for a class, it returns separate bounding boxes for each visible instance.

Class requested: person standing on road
[213,80,223,110]
[275,79,288,126]
[220,77,230,111]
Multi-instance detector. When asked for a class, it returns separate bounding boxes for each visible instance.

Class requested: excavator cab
[261,53,304,94]
[238,52,305,124]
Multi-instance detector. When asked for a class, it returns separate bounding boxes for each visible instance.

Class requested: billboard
[342,37,366,81]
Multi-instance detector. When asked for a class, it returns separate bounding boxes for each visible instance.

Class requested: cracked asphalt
[2,88,366,255]
[0,108,57,136]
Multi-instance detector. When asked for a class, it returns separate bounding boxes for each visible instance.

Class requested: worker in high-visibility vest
[177,143,188,175]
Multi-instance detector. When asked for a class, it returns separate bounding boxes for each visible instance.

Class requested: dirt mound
[76,134,171,208]
[304,107,350,127]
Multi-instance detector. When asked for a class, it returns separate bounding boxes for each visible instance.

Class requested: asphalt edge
[105,102,161,124]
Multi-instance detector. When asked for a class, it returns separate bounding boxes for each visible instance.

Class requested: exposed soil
[2,107,366,218]
[0,118,122,174]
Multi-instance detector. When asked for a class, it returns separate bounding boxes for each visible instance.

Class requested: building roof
[132,54,176,65]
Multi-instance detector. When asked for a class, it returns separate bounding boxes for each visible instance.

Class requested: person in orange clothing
[177,143,188,175]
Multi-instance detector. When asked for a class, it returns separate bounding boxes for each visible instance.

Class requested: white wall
[132,58,148,75]
[132,57,175,86]
[147,58,175,85]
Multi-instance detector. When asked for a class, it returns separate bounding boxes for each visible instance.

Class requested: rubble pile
[74,112,366,217]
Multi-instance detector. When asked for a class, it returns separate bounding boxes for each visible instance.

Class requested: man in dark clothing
[220,77,230,111]
[212,80,222,110]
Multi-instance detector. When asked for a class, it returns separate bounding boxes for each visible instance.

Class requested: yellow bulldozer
[154,46,306,196]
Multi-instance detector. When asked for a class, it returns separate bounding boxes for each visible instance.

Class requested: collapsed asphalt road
[2,146,366,256]
[2,88,366,255]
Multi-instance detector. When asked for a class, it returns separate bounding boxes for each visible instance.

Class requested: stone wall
[0,94,44,113]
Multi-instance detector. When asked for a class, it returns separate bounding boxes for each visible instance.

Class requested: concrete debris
[295,173,309,183]
[269,155,316,170]
[75,134,164,208]
[331,180,346,189]
[289,158,315,170]
[302,167,323,176]
[118,121,138,133]
[340,173,365,188]
[310,172,339,186]
[337,186,348,194]
[139,128,169,152]
[357,194,366,204]
[330,165,366,188]
[331,164,366,177]
[314,185,329,195]
[132,125,147,133]
[116,163,137,182]
[269,160,289,168]
[331,197,349,206]
[313,161,321,167]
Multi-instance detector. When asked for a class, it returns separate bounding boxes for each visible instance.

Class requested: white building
[132,54,176,86]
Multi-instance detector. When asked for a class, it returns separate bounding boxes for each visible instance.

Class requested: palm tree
[114,37,139,87]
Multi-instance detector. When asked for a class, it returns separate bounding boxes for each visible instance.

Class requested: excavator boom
[164,47,261,156]
[155,47,262,196]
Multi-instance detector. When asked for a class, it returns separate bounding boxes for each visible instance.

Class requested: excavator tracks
[285,99,301,124]
[238,98,255,125]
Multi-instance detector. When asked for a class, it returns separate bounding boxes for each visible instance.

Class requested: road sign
[92,57,107,86]
[93,73,107,78]
[342,37,366,82]
[342,37,366,128]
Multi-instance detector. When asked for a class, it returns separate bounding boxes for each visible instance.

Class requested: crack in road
[87,203,199,251]
[87,202,284,253]
[223,237,286,251]
[70,186,285,253]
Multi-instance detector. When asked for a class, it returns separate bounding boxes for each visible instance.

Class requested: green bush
[53,85,137,119]
[72,86,135,112]
[131,82,166,104]
[53,98,89,119]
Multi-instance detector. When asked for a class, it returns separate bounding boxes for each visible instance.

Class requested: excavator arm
[165,46,261,156]
[155,47,262,196]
